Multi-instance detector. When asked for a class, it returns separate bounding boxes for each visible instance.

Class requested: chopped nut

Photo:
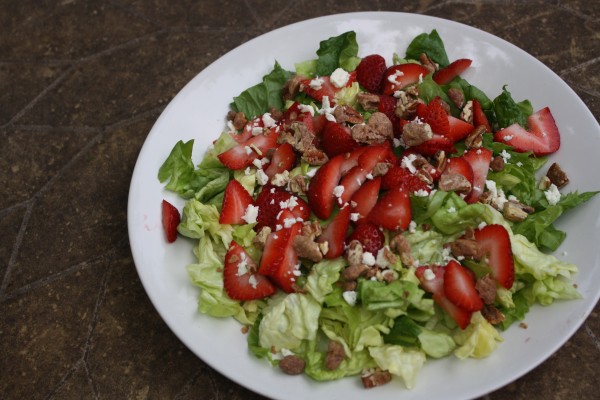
[461,100,474,124]
[318,241,329,256]
[302,147,329,165]
[503,200,529,222]
[489,155,505,172]
[352,112,393,144]
[293,236,323,262]
[282,75,307,101]
[253,226,272,250]
[279,355,306,375]
[438,173,472,193]
[519,322,528,329]
[546,162,569,188]
[450,238,482,260]
[333,105,364,124]
[478,190,493,205]
[361,369,393,389]
[289,174,308,195]
[482,304,505,325]
[419,53,438,73]
[383,246,398,265]
[371,162,391,177]
[432,150,448,174]
[465,125,486,149]
[475,274,497,304]
[269,106,283,121]
[538,175,552,190]
[447,87,465,108]
[324,341,346,371]
[301,221,322,240]
[346,240,364,266]
[232,111,248,130]
[394,90,419,119]
[416,168,433,185]
[357,92,380,111]
[389,234,414,266]
[402,121,433,146]
[342,264,370,281]
[342,280,357,291]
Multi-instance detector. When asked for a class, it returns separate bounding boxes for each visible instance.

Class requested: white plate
[128,12,600,400]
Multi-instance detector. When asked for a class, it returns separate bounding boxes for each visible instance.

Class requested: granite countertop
[1,1,599,399]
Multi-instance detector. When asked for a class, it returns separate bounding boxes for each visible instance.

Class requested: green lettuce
[305,258,346,303]
[358,279,434,317]
[315,31,361,76]
[405,29,449,67]
[368,345,426,389]
[177,199,233,250]
[492,86,533,129]
[383,315,455,358]
[454,312,503,359]
[304,346,375,381]
[430,192,487,235]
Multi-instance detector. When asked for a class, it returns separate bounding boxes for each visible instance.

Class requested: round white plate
[128,12,600,400]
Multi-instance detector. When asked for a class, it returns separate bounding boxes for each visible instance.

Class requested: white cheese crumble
[256,169,269,185]
[227,120,236,133]
[500,149,512,163]
[375,247,391,268]
[447,206,456,213]
[401,153,418,174]
[252,126,263,136]
[261,113,277,128]
[306,167,318,178]
[423,268,436,281]
[544,183,561,206]
[409,220,417,233]
[442,247,452,262]
[387,69,404,85]
[298,104,315,116]
[350,212,361,222]
[485,180,508,209]
[244,145,252,155]
[330,67,350,88]
[319,96,337,122]
[413,189,429,197]
[333,185,345,198]
[283,217,297,228]
[309,77,324,90]
[241,204,259,224]
[362,252,376,266]
[478,221,488,230]
[342,290,358,306]
[516,161,523,167]
[248,275,258,289]
[503,135,513,141]
[236,252,248,276]
[271,170,290,187]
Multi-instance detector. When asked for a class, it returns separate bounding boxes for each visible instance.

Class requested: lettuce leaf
[430,192,487,235]
[368,345,426,389]
[492,86,533,129]
[230,62,293,119]
[177,199,233,250]
[405,29,449,67]
[305,258,346,303]
[453,312,503,359]
[358,279,433,316]
[304,347,375,381]
[315,31,361,76]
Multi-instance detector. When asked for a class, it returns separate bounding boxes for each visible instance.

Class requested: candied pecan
[290,121,315,152]
[382,246,398,265]
[279,355,306,375]
[479,190,493,205]
[538,175,552,190]
[253,226,272,250]
[465,125,486,149]
[503,200,534,222]
[394,90,419,119]
[416,168,433,185]
[342,264,370,281]
[380,269,396,283]
[362,369,393,389]
[357,92,380,111]
[475,274,497,304]
[226,110,237,120]
[419,53,438,73]
[325,341,346,371]
[450,238,482,260]
[232,111,248,130]
[448,87,465,109]
[438,173,472,193]
[371,162,391,177]
[546,162,569,188]
[282,75,306,101]
[269,106,283,121]
[293,236,323,262]
[342,280,357,292]
[481,304,505,325]
[301,220,322,240]
[351,112,393,144]
[402,121,433,146]
[345,240,364,267]
[389,234,414,266]
[302,147,329,165]
[432,150,448,174]
[289,174,308,195]
[333,105,364,124]
[489,155,505,172]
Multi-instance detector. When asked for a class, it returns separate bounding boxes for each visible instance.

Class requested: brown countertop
[1,1,598,399]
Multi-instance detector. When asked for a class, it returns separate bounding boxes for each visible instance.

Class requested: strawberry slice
[443,260,484,312]
[446,115,474,142]
[350,177,381,222]
[233,116,263,143]
[472,99,492,133]
[300,72,357,103]
[416,265,473,329]
[218,130,279,170]
[474,224,515,289]
[321,121,360,158]
[493,107,560,156]
[356,54,387,93]
[338,166,370,205]
[357,144,391,170]
[219,180,255,225]
[224,241,276,300]
[461,148,493,204]
[340,146,368,175]
[264,143,296,178]
[381,64,431,95]
[347,221,384,254]
[317,205,351,259]
[307,155,344,220]
[258,225,293,276]
[432,58,472,85]
[443,156,474,186]
[423,98,449,136]
[410,133,456,156]
[381,165,431,194]
[255,185,309,230]
[367,186,412,231]
[161,200,180,243]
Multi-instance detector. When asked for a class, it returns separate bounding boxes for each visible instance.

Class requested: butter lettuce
[454,313,503,359]
[177,199,232,251]
[369,345,426,389]
[306,258,346,303]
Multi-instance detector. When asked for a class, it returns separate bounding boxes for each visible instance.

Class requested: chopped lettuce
[369,345,426,389]
[177,199,233,250]
[305,258,346,303]
[454,313,503,359]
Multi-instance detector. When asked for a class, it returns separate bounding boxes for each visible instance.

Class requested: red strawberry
[461,148,493,204]
[321,121,359,158]
[264,143,296,178]
[350,177,381,222]
[381,165,431,194]
[494,107,560,156]
[378,94,398,121]
[474,224,515,289]
[356,54,387,93]
[312,114,328,135]
[410,133,456,156]
[307,155,344,220]
[416,265,473,329]
[347,221,384,254]
[300,72,357,103]
[340,146,368,175]
[367,186,412,231]
[423,98,449,136]
[254,185,309,230]
[443,260,484,312]
[472,99,492,133]
[232,117,261,143]
[446,115,474,142]
[443,157,474,186]
[317,205,351,259]
[357,144,391,170]
[224,241,276,300]
[381,64,431,95]
[432,58,472,85]
[258,224,294,276]
[219,180,255,225]
[338,166,370,205]
[161,200,180,243]
[218,130,279,170]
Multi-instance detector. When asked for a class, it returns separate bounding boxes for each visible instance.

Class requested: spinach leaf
[405,29,449,67]
[315,31,361,76]
[492,86,532,129]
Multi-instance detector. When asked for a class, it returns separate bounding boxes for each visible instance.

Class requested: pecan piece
[489,155,505,172]
[465,125,486,149]
[253,226,272,250]
[389,234,414,266]
[503,200,534,222]
[450,238,482,260]
[361,369,393,389]
[282,75,307,101]
[302,147,329,165]
[351,112,393,144]
[279,355,306,375]
[345,240,364,267]
[357,92,380,111]
[481,304,505,325]
[438,173,472,193]
[293,236,323,262]
[333,105,364,124]
[448,87,465,109]
[475,274,497,305]
[342,264,370,281]
[419,53,438,73]
[546,162,569,188]
[461,100,474,124]
[402,121,433,146]
[324,341,346,371]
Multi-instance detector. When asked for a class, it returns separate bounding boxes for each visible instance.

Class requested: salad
[157,30,597,389]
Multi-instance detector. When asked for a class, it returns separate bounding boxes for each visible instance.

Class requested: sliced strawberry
[416,265,473,329]
[461,147,493,204]
[255,185,309,230]
[381,64,431,95]
[300,72,357,103]
[224,241,276,300]
[410,133,456,156]
[444,260,484,312]
[321,121,359,158]
[219,180,255,225]
[356,54,387,93]
[493,107,560,156]
[381,165,431,194]
[443,156,474,186]
[312,114,328,135]
[347,221,384,255]
[357,144,391,170]
[433,58,472,85]
[258,226,293,276]
[340,146,368,175]
[264,143,296,178]
[317,205,351,259]
[472,99,492,133]
[350,177,381,222]
[267,215,303,293]
[474,224,515,289]
[446,115,474,142]
[338,166,370,205]
[378,95,398,122]
[161,200,180,243]
[368,186,412,231]
[218,130,279,170]
[423,98,449,136]
[307,155,344,220]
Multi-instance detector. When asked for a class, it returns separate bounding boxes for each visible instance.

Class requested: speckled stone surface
[0,1,598,399]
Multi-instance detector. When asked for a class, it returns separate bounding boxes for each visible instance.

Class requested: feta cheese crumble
[309,77,324,90]
[333,185,345,198]
[343,291,358,306]
[544,183,561,206]
[241,204,259,224]
[362,252,376,266]
[330,67,350,88]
